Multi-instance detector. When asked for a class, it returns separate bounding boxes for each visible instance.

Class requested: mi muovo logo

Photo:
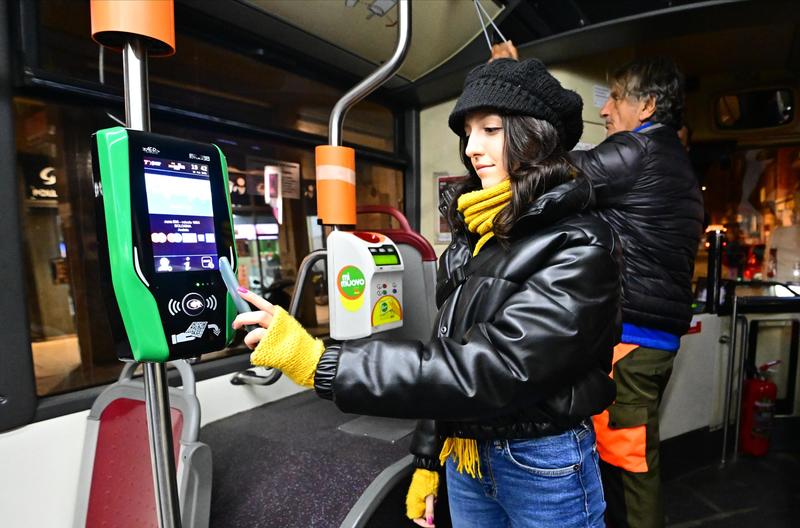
[338,266,365,299]
[337,266,367,312]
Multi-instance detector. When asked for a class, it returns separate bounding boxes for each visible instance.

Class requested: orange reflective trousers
[592,343,648,473]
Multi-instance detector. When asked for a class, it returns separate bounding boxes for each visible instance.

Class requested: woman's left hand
[231,287,275,349]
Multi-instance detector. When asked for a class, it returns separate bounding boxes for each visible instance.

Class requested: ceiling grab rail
[328,0,412,148]
[233,1,411,386]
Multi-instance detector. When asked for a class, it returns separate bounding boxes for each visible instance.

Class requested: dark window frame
[1,0,421,431]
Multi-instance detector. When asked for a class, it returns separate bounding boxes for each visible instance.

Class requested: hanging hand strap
[473,0,507,52]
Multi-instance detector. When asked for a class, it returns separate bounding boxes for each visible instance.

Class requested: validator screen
[143,156,218,273]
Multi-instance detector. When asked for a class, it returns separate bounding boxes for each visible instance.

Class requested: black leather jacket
[569,124,704,335]
[314,176,620,469]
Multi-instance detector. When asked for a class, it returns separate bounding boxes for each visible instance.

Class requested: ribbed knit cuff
[412,455,441,471]
[313,346,341,400]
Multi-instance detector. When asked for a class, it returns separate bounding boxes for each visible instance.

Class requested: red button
[353,232,381,244]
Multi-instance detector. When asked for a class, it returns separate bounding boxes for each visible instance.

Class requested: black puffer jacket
[314,176,621,468]
[569,124,704,335]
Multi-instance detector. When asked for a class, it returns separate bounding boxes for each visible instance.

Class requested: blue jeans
[446,422,606,528]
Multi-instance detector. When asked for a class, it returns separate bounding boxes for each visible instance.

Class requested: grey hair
[611,57,685,129]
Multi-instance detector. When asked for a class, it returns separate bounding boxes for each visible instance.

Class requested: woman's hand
[406,468,439,527]
[231,287,275,349]
[233,287,325,388]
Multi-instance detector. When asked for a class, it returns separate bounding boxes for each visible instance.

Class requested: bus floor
[200,390,414,528]
[663,449,800,527]
[202,393,799,528]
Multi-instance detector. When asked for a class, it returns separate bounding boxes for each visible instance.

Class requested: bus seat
[338,207,442,526]
[73,361,211,528]
[357,205,438,341]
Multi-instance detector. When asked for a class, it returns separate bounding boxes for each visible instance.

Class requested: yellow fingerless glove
[405,468,439,520]
[250,306,325,388]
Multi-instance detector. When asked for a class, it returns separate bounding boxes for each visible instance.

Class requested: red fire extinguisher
[739,360,781,457]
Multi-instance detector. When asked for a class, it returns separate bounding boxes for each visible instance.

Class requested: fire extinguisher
[739,360,781,457]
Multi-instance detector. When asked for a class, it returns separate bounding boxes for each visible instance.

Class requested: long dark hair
[447,113,577,246]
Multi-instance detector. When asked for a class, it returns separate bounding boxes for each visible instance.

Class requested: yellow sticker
[341,294,365,313]
[371,295,402,327]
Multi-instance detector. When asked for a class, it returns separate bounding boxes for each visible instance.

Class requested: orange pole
[90,0,175,56]
[316,145,357,225]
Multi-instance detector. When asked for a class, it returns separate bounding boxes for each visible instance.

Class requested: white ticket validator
[327,231,404,340]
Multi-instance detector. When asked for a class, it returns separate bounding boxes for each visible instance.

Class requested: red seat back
[85,398,183,528]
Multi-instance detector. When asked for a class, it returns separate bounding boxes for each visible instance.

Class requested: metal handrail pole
[720,297,739,467]
[124,38,181,528]
[143,363,182,528]
[289,250,328,317]
[731,319,750,463]
[328,0,411,146]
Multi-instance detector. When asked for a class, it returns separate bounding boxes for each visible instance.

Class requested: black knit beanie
[449,58,584,151]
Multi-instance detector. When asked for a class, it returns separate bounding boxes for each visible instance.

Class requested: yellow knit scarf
[456,179,512,256]
[441,179,512,478]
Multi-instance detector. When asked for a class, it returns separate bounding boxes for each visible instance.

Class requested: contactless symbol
[205,295,218,311]
[167,298,182,316]
[182,292,206,316]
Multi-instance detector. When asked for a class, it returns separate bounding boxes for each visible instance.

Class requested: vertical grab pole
[706,230,725,314]
[316,0,411,330]
[732,319,750,463]
[720,297,739,467]
[143,363,182,528]
[123,38,182,528]
[92,1,179,525]
[123,40,151,132]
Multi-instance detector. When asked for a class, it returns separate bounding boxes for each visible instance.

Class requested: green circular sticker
[337,266,366,300]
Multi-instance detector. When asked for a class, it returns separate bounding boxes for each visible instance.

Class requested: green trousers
[599,345,675,528]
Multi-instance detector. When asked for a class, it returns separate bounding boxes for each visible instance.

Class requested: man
[569,58,704,528]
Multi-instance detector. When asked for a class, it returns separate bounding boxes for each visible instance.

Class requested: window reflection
[36,0,396,152]
[15,96,404,396]
[697,146,800,283]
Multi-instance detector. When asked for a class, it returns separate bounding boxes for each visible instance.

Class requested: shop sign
[21,154,59,206]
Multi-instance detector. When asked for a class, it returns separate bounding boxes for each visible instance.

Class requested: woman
[234,58,620,527]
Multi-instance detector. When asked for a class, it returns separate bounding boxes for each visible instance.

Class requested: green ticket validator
[92,127,238,362]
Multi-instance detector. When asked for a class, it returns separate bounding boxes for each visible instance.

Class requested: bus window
[697,145,800,282]
[14,96,405,395]
[33,0,396,153]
